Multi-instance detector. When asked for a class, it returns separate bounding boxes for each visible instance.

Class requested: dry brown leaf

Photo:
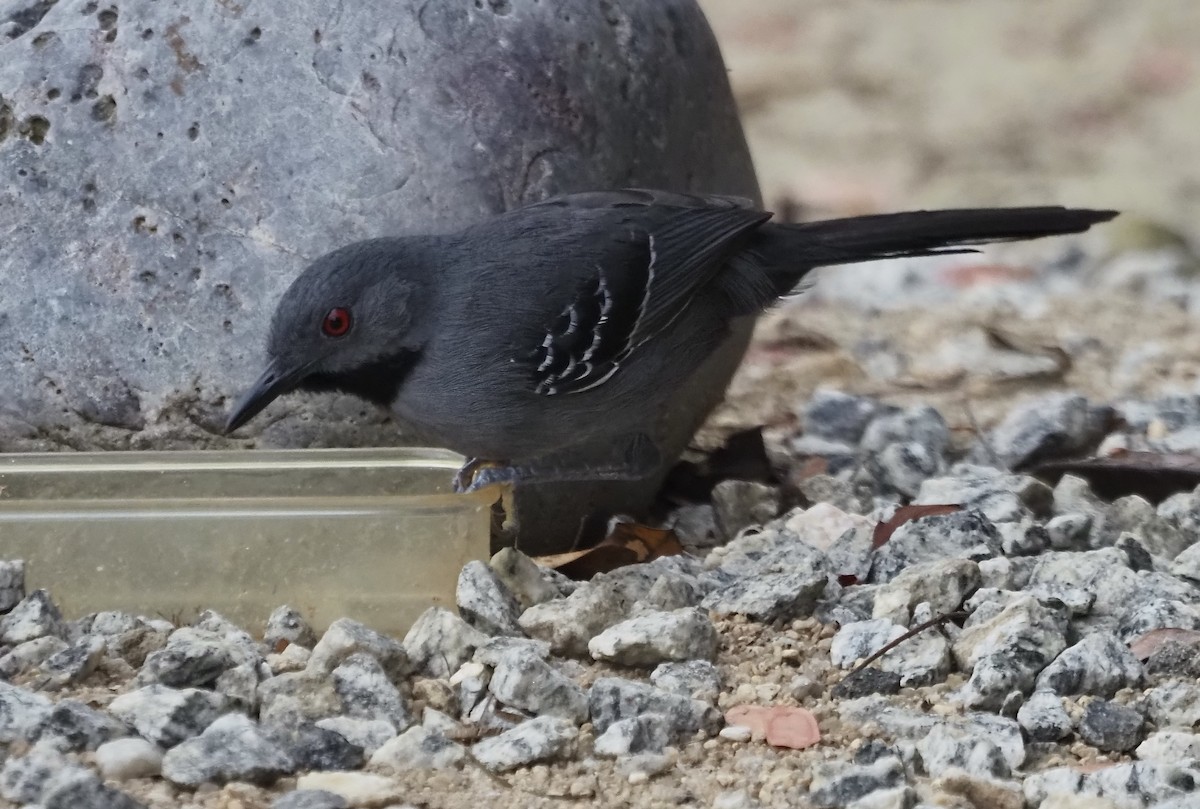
[534,520,683,580]
[1128,628,1200,661]
[872,504,962,548]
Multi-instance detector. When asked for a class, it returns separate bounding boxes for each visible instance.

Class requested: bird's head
[224,239,429,434]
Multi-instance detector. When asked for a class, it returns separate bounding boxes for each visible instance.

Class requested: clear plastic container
[0,448,497,636]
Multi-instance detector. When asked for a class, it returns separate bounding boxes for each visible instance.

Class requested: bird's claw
[453,458,515,494]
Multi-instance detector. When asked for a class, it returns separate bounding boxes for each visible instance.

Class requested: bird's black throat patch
[300,349,419,407]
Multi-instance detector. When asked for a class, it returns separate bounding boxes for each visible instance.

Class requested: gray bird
[224,189,1115,491]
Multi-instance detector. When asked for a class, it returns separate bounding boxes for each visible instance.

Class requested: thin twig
[962,397,1005,470]
[846,610,969,678]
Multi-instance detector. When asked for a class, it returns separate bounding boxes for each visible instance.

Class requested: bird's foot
[453,458,516,494]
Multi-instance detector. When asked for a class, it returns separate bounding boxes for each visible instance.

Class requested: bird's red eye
[321,307,352,337]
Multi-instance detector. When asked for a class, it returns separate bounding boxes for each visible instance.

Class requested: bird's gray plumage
[226,189,1117,479]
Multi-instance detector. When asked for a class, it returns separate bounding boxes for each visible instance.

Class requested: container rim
[0,446,468,474]
[0,447,502,508]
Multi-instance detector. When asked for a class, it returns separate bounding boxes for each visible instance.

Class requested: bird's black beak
[223,359,311,434]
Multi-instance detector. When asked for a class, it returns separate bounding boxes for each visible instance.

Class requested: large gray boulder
[0,0,758,552]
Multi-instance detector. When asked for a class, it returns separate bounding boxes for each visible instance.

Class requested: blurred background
[693,0,1200,448]
[700,0,1199,231]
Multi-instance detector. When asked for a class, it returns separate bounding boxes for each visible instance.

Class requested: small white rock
[449,661,487,687]
[1135,729,1200,762]
[94,737,164,781]
[296,772,402,806]
[719,725,752,742]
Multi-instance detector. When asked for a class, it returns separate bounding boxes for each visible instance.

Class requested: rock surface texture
[0,0,758,553]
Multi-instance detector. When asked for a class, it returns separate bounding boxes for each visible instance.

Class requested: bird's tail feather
[769,206,1118,268]
[722,206,1117,315]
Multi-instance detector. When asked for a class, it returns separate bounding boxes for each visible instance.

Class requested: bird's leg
[453,433,661,493]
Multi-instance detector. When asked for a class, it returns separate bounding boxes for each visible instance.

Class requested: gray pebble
[831,620,905,669]
[870,510,1002,583]
[868,441,944,498]
[487,651,589,724]
[0,590,65,645]
[0,560,25,612]
[489,548,575,610]
[402,606,488,679]
[809,756,906,809]
[137,625,259,689]
[519,575,643,657]
[1171,541,1200,584]
[330,652,412,731]
[470,716,578,772]
[313,717,396,758]
[1045,513,1093,551]
[215,661,264,713]
[28,698,126,752]
[1025,760,1200,808]
[0,681,52,744]
[953,595,1069,710]
[705,521,831,580]
[879,630,952,688]
[871,558,980,626]
[983,393,1109,468]
[588,608,718,666]
[802,390,886,444]
[594,713,673,757]
[650,660,722,703]
[456,561,526,638]
[259,672,342,727]
[1078,699,1144,753]
[307,618,409,680]
[0,742,73,804]
[1035,632,1143,697]
[589,677,717,738]
[107,684,227,748]
[272,790,349,809]
[369,725,465,773]
[265,722,364,773]
[1016,691,1072,742]
[264,606,318,650]
[917,722,1013,779]
[831,668,903,699]
[701,571,827,623]
[39,635,107,690]
[861,405,950,456]
[1135,730,1200,763]
[1138,681,1200,728]
[0,636,68,679]
[712,480,781,540]
[162,713,295,787]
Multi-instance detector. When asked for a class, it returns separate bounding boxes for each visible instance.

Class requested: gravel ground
[5,4,1200,809]
[4,371,1200,808]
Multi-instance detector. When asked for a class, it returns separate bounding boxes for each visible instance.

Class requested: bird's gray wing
[530,195,771,396]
